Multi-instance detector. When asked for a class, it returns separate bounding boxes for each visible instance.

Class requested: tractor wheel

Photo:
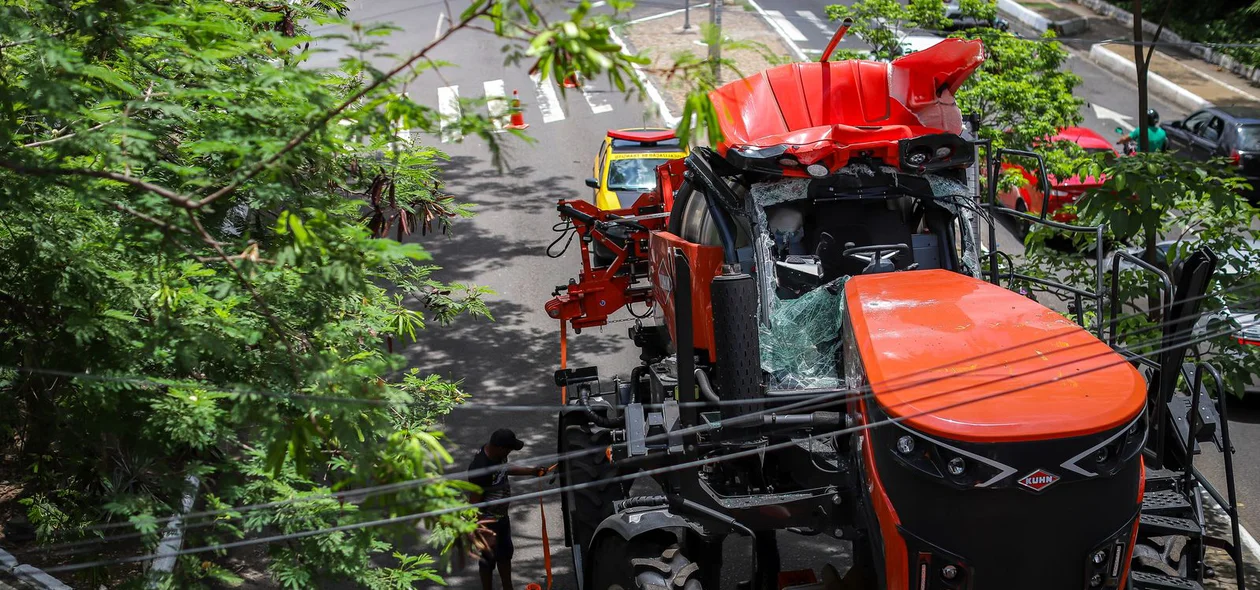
[590,538,705,590]
[562,424,624,568]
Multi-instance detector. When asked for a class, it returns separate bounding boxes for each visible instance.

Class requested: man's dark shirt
[469,447,510,518]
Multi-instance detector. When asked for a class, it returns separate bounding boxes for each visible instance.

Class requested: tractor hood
[845,269,1146,443]
[709,39,985,175]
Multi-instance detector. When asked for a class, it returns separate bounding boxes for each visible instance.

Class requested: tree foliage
[824,0,1084,178]
[1019,154,1260,397]
[0,0,649,585]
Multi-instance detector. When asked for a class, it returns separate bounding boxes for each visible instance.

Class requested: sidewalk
[999,0,1260,110]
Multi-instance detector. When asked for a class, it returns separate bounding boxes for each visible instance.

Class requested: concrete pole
[709,0,722,81]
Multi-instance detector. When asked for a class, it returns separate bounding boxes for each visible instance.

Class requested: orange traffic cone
[562,73,580,89]
[507,90,529,130]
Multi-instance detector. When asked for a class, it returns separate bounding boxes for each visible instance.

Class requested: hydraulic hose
[761,412,841,426]
[693,369,721,403]
[582,404,623,428]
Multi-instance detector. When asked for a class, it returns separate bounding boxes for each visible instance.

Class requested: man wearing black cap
[468,428,548,590]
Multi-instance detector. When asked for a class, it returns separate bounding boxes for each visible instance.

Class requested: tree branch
[185,210,304,382]
[1143,0,1172,72]
[192,2,496,211]
[110,201,190,234]
[22,119,119,148]
[0,161,198,207]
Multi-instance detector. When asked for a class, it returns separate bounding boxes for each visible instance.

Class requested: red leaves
[359,172,458,241]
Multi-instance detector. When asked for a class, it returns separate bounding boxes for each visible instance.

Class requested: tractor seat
[809,199,915,279]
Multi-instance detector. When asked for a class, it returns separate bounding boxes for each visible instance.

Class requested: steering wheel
[841,243,912,274]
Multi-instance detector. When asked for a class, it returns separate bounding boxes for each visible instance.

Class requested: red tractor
[546,34,1248,590]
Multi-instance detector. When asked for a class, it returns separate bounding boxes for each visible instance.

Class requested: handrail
[1107,251,1173,348]
[1110,251,1174,466]
[982,144,1106,340]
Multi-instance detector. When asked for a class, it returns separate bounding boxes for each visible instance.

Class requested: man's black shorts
[478,516,514,572]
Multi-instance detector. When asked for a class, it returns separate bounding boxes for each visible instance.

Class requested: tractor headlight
[898,133,975,173]
[1059,413,1146,479]
[896,435,916,455]
[727,144,795,174]
[887,423,1016,488]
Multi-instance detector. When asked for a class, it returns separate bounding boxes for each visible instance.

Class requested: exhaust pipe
[711,272,763,422]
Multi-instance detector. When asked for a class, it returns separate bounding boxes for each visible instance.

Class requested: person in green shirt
[1125,109,1168,153]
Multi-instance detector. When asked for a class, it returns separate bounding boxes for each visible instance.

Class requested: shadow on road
[440,155,582,216]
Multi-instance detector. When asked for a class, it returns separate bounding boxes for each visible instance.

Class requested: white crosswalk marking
[484,79,508,132]
[529,72,566,124]
[796,10,830,35]
[392,92,415,148]
[437,85,462,143]
[578,76,614,115]
[765,10,808,42]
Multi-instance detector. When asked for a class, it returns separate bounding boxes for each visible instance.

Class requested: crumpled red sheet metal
[709,39,985,171]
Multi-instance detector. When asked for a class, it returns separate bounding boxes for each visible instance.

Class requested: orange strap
[559,320,569,405]
[540,496,553,590]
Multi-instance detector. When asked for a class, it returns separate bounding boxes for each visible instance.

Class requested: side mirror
[585,177,599,189]
[1169,120,1183,129]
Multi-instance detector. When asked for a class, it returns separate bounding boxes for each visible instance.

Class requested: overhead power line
[9,278,1256,549]
[20,295,1259,562]
[34,306,1258,574]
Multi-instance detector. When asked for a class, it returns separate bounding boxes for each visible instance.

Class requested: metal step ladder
[1129,363,1245,590]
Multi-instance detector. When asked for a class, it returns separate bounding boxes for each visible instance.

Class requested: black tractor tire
[562,424,624,565]
[590,539,705,590]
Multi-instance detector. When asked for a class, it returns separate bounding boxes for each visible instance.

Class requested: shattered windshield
[607,158,669,192]
[749,166,982,390]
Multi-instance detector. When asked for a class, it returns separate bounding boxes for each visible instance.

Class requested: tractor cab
[658,38,988,390]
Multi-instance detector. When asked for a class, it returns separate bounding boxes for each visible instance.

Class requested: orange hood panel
[845,270,1146,443]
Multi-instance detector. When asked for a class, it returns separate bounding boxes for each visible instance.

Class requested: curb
[996,1,1211,111]
[1087,44,1209,111]
[1069,0,1260,86]
[0,548,70,590]
[996,0,1087,35]
[996,0,1049,32]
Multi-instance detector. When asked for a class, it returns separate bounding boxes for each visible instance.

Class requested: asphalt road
[317,0,1260,587]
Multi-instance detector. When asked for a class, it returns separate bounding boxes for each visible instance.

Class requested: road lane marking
[437,85,462,142]
[578,76,614,114]
[796,10,830,35]
[393,92,413,146]
[764,10,807,42]
[743,0,806,60]
[433,12,448,41]
[484,79,508,131]
[626,3,710,25]
[529,72,566,123]
[1091,103,1134,132]
[607,27,677,126]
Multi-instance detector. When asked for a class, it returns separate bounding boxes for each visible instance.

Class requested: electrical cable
[19,297,1259,559]
[8,277,1257,550]
[33,308,1259,574]
[546,219,577,258]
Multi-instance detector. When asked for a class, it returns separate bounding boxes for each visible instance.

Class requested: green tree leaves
[0,0,643,585]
